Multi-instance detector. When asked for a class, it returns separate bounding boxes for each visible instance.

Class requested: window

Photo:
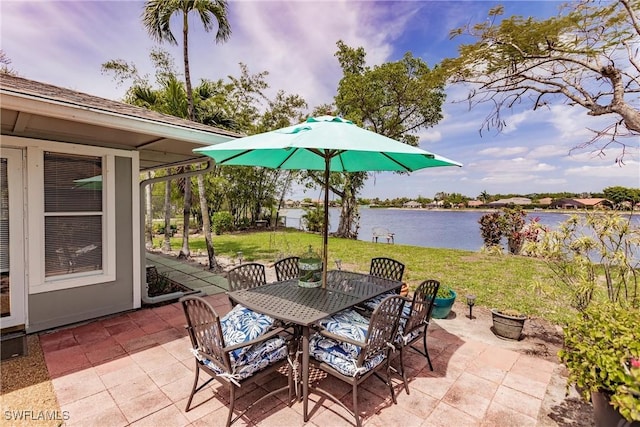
[44,152,103,279]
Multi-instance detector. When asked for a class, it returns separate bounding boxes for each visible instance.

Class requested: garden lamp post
[466,294,476,319]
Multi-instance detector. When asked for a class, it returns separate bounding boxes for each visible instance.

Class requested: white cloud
[477,146,529,157]
[419,129,442,143]
[528,145,574,159]
[565,161,640,179]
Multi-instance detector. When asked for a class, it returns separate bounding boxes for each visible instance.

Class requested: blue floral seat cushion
[316,309,370,358]
[309,333,385,377]
[362,291,396,311]
[220,304,276,361]
[201,336,288,382]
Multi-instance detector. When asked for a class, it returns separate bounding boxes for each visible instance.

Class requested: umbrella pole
[322,157,330,289]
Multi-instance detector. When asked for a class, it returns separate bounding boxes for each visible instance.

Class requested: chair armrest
[224,326,287,353]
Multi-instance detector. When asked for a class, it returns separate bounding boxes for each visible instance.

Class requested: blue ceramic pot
[432,289,457,319]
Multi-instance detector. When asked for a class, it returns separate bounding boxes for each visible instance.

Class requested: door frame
[1,147,27,330]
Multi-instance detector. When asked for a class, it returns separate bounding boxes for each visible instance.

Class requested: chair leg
[352,383,361,427]
[423,333,434,371]
[398,349,410,395]
[185,363,200,412]
[227,384,236,427]
[386,361,397,404]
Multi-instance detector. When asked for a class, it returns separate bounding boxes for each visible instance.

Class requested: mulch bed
[0,335,62,427]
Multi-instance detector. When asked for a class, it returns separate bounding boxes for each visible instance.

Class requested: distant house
[403,200,422,208]
[487,197,532,207]
[467,200,484,208]
[425,200,444,209]
[300,199,323,207]
[551,198,612,209]
[537,197,553,206]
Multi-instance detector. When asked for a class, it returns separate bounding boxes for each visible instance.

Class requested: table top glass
[227,270,402,326]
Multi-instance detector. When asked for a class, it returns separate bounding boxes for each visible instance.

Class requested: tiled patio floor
[39,292,558,427]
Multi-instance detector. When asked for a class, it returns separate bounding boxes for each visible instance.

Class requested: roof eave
[1,89,236,147]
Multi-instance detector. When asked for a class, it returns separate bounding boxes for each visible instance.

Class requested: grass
[154,228,577,325]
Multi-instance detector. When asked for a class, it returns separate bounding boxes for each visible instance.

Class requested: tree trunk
[182,12,194,121]
[178,174,192,259]
[144,171,154,249]
[335,174,360,239]
[162,180,171,253]
[197,174,217,269]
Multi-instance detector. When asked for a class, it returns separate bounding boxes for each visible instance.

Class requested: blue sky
[2,0,638,200]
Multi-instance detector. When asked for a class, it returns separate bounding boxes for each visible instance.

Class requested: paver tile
[52,367,105,405]
[117,389,172,424]
[129,403,190,427]
[492,384,543,419]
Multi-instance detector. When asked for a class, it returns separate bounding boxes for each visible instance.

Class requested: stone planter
[432,289,457,319]
[491,309,526,340]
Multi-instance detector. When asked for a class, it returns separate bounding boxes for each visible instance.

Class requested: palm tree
[479,190,490,204]
[142,0,231,261]
[142,0,231,120]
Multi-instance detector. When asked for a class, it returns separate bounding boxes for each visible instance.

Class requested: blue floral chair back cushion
[310,296,405,377]
[195,304,288,381]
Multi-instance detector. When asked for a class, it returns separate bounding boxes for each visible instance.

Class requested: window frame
[28,145,117,294]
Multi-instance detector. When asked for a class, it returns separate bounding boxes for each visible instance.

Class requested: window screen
[44,152,103,278]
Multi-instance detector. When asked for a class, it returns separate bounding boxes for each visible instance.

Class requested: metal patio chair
[273,256,300,282]
[227,262,267,292]
[309,295,406,427]
[180,296,293,427]
[395,279,440,391]
[361,257,406,312]
[369,257,405,282]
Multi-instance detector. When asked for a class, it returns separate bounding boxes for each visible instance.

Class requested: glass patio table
[226,269,403,422]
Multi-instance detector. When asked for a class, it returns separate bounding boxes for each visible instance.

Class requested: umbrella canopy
[194,115,462,287]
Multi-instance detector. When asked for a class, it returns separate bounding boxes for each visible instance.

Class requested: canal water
[281,208,639,251]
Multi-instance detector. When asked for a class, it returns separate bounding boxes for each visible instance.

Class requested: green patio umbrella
[194,115,462,288]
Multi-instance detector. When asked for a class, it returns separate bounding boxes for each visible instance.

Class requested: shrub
[500,207,527,254]
[212,211,234,235]
[152,222,176,235]
[523,211,639,310]
[559,304,640,421]
[527,211,640,422]
[478,211,503,248]
[302,207,325,233]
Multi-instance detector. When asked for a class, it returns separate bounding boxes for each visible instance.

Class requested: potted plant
[560,305,640,425]
[431,286,456,319]
[490,308,526,340]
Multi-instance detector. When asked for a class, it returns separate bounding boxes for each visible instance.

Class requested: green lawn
[154,229,575,325]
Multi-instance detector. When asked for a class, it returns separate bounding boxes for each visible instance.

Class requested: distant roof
[488,197,532,206]
[573,198,609,206]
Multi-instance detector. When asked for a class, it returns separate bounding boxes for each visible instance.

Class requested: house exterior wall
[1,135,139,333]
[28,156,134,332]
